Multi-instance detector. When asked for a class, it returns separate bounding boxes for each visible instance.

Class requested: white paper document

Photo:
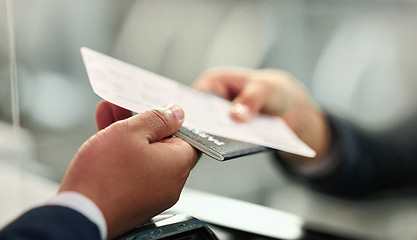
[81,47,315,157]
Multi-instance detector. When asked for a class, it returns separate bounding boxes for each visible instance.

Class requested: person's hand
[193,67,330,163]
[59,100,198,239]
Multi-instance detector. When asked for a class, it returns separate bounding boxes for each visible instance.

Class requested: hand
[193,67,330,162]
[59,100,198,239]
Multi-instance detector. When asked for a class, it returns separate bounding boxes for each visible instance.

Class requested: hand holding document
[81,47,315,158]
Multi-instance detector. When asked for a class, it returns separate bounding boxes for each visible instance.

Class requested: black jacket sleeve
[0,206,101,240]
[275,114,417,198]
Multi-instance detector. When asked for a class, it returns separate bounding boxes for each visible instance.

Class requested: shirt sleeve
[46,191,107,240]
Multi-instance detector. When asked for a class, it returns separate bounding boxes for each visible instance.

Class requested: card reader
[113,213,220,240]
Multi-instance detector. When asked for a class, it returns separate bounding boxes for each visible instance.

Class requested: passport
[174,127,269,161]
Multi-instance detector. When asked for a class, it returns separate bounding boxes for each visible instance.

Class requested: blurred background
[2,0,417,239]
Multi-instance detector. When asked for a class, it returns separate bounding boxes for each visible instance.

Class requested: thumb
[130,104,185,143]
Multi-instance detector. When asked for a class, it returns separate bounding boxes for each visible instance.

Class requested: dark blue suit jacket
[277,114,417,198]
[0,205,101,240]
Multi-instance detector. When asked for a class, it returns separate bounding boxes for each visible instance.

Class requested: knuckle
[139,109,173,141]
[148,109,171,128]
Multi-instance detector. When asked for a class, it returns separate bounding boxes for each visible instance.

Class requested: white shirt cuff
[46,191,107,240]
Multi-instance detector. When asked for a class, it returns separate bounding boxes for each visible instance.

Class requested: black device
[114,213,220,240]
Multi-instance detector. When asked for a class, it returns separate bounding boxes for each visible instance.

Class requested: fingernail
[230,103,251,122]
[164,103,185,122]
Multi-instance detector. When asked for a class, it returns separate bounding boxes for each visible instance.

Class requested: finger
[129,104,185,143]
[110,102,133,121]
[229,80,273,122]
[193,67,251,100]
[95,100,132,130]
[95,100,115,130]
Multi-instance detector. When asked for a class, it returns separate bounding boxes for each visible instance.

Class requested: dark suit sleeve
[0,205,101,240]
[275,114,417,198]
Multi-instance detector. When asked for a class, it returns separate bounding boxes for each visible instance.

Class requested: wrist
[279,112,341,177]
[285,105,330,161]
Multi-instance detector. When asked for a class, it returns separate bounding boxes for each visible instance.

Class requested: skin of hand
[59,100,198,239]
[193,67,330,164]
